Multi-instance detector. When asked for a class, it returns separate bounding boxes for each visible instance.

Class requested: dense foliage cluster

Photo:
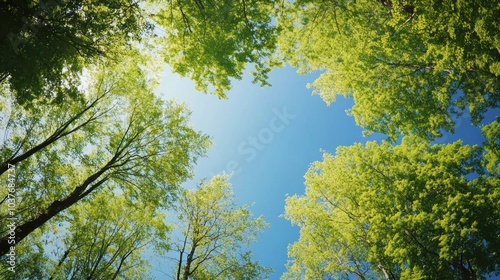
[277,0,500,140]
[284,136,499,279]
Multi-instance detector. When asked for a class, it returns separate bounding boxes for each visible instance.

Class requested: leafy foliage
[1,1,499,279]
[0,0,152,103]
[152,0,279,98]
[1,192,168,279]
[173,174,272,280]
[482,117,500,174]
[0,55,209,255]
[283,137,500,279]
[276,0,500,140]
[1,0,280,103]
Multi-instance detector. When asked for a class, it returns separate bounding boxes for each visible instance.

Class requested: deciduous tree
[0,58,209,255]
[0,192,169,279]
[152,0,278,98]
[172,174,272,280]
[276,0,500,140]
[0,0,152,103]
[1,0,280,104]
[283,137,500,279]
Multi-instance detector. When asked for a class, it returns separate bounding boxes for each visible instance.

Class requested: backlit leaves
[153,0,278,98]
[284,137,500,279]
[276,0,500,140]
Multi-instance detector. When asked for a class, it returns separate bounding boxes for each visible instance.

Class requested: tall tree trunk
[183,243,197,280]
[0,174,108,255]
[177,223,190,280]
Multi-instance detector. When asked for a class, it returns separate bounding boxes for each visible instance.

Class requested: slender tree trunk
[0,92,106,175]
[111,252,132,280]
[176,250,183,280]
[0,175,108,255]
[0,195,76,255]
[183,243,196,280]
[177,225,190,280]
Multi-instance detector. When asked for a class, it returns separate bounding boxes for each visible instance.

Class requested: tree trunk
[0,92,106,175]
[0,175,108,255]
[182,243,196,280]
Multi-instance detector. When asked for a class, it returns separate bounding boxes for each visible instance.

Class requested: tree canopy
[283,135,500,279]
[0,54,209,255]
[1,0,279,104]
[1,0,499,278]
[2,0,498,139]
[276,0,500,140]
[172,174,272,280]
[152,0,279,98]
[0,0,152,103]
[1,192,169,279]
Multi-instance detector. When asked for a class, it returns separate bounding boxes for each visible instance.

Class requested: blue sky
[155,65,493,279]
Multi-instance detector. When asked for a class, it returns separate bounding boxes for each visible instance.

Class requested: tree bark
[183,241,197,280]
[0,173,109,255]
